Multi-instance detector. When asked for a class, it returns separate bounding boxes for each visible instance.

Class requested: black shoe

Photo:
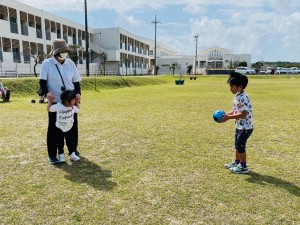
[75,150,80,157]
[48,156,59,164]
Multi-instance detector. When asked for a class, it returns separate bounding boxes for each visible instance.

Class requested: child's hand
[220,114,229,123]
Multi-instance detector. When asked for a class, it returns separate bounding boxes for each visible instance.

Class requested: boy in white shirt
[47,90,80,162]
[221,72,254,174]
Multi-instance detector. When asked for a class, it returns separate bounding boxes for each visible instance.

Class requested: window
[45,19,51,40]
[0,38,3,62]
[36,16,42,39]
[22,41,31,63]
[0,4,8,21]
[9,8,18,34]
[20,11,28,36]
[28,14,35,27]
[12,39,21,62]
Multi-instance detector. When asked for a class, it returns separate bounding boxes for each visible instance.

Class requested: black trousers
[47,112,78,158]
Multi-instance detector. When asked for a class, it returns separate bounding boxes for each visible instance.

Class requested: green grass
[0,75,299,224]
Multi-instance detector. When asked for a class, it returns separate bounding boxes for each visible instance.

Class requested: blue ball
[213,110,225,123]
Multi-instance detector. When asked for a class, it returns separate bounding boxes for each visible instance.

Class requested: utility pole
[84,0,90,76]
[194,34,198,75]
[151,15,160,75]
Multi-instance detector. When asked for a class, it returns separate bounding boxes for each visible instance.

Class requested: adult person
[39,39,82,163]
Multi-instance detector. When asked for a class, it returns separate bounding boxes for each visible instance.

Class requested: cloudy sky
[19,0,300,62]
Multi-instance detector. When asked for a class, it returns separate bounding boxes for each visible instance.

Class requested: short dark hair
[227,71,248,89]
[60,90,76,105]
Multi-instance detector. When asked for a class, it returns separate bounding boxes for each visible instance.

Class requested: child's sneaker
[58,153,65,163]
[70,152,80,161]
[48,156,59,164]
[231,164,249,174]
[224,161,238,169]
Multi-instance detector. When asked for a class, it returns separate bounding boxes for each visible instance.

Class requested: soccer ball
[213,110,225,123]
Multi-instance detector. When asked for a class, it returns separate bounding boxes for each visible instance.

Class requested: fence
[0,60,150,78]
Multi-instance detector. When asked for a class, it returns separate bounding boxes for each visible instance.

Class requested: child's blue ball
[213,110,225,123]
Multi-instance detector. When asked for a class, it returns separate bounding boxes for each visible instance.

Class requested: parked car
[249,69,256,74]
[266,67,275,74]
[275,67,290,74]
[259,70,266,74]
[289,67,300,74]
[234,67,253,75]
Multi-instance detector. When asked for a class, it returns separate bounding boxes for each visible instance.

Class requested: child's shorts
[235,128,253,153]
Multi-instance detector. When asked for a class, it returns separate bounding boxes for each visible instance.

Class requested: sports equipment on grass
[213,110,225,123]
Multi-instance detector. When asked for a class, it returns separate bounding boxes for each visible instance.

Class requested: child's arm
[226,110,234,115]
[47,98,54,111]
[221,110,248,122]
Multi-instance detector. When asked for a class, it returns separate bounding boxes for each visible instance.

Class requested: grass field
[0,75,299,224]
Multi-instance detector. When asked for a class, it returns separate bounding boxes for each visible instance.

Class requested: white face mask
[58,52,68,60]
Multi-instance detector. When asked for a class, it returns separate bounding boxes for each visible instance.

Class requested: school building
[0,0,250,77]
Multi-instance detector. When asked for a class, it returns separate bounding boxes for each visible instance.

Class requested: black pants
[57,128,75,155]
[47,112,78,158]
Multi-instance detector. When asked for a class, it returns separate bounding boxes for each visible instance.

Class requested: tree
[252,61,264,74]
[68,44,83,65]
[124,57,131,76]
[23,47,46,77]
[238,61,247,67]
[187,65,193,75]
[99,52,108,75]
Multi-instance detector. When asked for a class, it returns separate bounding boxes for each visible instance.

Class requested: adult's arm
[73,82,81,95]
[39,79,49,95]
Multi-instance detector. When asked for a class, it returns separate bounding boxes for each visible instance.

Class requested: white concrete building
[0,0,250,77]
[0,0,176,76]
[157,46,251,75]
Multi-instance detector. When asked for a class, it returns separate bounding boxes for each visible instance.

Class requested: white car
[234,67,253,75]
[259,70,266,74]
[275,67,290,74]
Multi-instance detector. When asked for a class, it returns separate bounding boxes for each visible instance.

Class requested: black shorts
[235,128,253,153]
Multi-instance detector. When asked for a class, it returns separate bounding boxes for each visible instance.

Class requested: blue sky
[19,0,300,62]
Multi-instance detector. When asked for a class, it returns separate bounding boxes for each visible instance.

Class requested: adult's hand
[46,92,55,102]
[76,94,81,103]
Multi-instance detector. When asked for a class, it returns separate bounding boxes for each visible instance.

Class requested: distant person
[47,90,80,162]
[39,39,82,163]
[221,72,254,174]
[271,68,275,75]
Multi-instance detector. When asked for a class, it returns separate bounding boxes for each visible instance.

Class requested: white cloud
[183,4,207,15]
[17,0,300,61]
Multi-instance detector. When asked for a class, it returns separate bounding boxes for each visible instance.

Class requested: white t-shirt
[49,103,80,132]
[233,92,254,130]
[40,57,82,103]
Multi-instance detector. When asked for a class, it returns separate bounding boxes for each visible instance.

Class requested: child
[221,72,254,174]
[47,90,80,162]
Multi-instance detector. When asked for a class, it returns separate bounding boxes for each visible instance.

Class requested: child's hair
[227,71,248,89]
[60,90,76,105]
